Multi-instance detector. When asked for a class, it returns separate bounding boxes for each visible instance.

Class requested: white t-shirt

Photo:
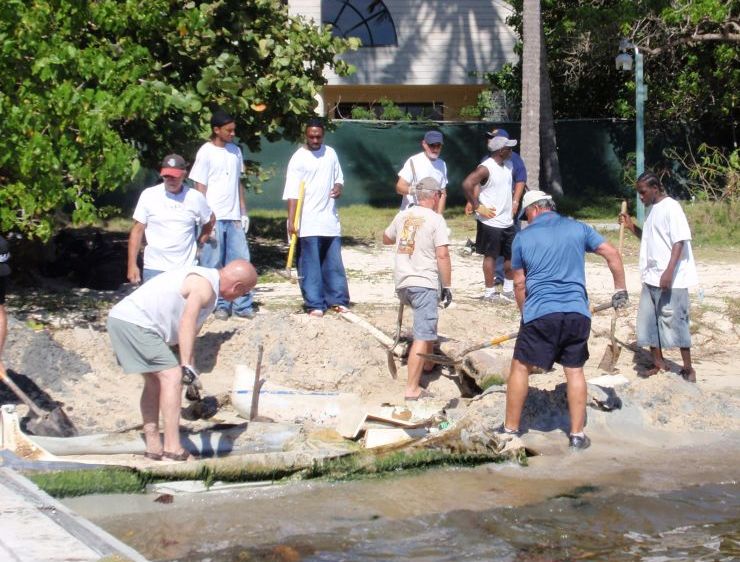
[397,152,448,210]
[477,157,514,228]
[188,142,244,220]
[640,197,698,288]
[384,206,450,290]
[282,145,344,237]
[109,266,219,346]
[132,184,212,271]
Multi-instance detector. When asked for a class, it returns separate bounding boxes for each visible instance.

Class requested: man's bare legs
[563,366,587,435]
[504,358,531,431]
[158,366,184,454]
[140,374,163,455]
[406,339,433,400]
[645,346,668,376]
[680,347,696,382]
[483,256,495,289]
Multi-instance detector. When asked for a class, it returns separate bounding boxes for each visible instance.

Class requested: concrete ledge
[0,467,148,562]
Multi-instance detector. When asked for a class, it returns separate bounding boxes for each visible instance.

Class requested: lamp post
[616,38,646,224]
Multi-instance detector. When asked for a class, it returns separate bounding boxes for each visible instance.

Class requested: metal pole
[635,48,646,224]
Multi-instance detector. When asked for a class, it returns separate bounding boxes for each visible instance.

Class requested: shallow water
[67,463,739,562]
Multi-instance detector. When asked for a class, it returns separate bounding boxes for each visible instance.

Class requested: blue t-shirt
[511,212,604,323]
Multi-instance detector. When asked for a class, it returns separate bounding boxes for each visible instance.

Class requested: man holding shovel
[283,117,350,318]
[107,260,257,461]
[383,177,452,401]
[619,171,698,382]
[502,191,628,450]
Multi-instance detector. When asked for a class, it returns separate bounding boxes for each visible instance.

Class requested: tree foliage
[491,0,739,131]
[0,0,357,239]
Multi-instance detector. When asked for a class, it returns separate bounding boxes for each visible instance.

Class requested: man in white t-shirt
[462,135,518,303]
[189,110,255,320]
[396,130,448,214]
[108,260,257,461]
[127,154,214,284]
[384,177,452,401]
[282,117,350,317]
[620,171,699,382]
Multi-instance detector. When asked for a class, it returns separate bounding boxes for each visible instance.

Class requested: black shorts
[475,222,515,260]
[0,277,5,305]
[513,312,591,370]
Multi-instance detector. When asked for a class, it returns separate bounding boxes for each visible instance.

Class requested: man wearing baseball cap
[396,130,448,214]
[0,236,10,373]
[384,177,452,401]
[501,190,628,450]
[462,134,519,302]
[127,153,214,284]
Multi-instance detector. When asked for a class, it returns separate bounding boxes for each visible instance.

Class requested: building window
[322,0,397,47]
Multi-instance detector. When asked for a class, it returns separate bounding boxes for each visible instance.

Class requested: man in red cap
[127,154,214,284]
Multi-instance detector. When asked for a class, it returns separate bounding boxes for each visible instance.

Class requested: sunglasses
[427,143,442,149]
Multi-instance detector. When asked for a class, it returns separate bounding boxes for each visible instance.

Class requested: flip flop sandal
[162,449,197,462]
[143,451,163,461]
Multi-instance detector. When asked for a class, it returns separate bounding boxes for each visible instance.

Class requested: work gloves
[182,364,202,402]
[240,215,250,234]
[611,290,629,309]
[475,204,496,219]
[441,288,453,308]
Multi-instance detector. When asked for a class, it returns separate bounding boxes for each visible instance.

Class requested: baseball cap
[423,131,443,145]
[0,236,10,277]
[485,128,510,139]
[160,154,188,177]
[415,177,443,192]
[487,135,517,153]
[519,190,553,218]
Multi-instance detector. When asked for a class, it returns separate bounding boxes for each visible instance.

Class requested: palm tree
[521,0,541,191]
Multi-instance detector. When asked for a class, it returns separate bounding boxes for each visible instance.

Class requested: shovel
[0,366,77,437]
[420,302,614,366]
[386,303,404,379]
[280,180,306,284]
[598,200,627,372]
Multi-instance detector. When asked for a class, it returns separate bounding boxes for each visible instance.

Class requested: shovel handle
[619,200,627,255]
[0,366,45,417]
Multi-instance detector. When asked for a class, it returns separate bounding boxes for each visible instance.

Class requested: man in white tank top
[107,259,257,461]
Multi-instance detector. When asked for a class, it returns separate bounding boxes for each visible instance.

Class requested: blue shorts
[637,284,691,349]
[398,287,439,341]
[513,312,591,370]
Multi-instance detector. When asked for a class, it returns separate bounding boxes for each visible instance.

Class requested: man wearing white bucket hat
[501,190,628,450]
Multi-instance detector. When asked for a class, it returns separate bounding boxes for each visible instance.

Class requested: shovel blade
[416,352,460,366]
[386,350,398,379]
[598,344,621,373]
[26,407,78,438]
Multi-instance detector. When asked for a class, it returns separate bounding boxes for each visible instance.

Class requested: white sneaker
[482,293,499,302]
[499,291,516,303]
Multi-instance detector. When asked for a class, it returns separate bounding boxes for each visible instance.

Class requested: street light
[616,38,646,224]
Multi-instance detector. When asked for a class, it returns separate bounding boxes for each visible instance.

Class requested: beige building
[289,0,518,120]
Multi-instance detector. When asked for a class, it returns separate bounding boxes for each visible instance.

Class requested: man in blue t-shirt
[500,191,628,450]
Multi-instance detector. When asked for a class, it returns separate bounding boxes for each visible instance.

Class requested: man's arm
[127,221,146,284]
[619,212,642,239]
[0,304,7,372]
[239,181,247,215]
[194,182,207,196]
[659,241,685,290]
[396,177,412,197]
[512,268,526,312]
[461,166,488,208]
[512,181,526,218]
[177,274,216,367]
[383,232,396,245]
[330,182,343,199]
[436,190,447,214]
[286,198,298,237]
[435,245,451,288]
[198,213,216,245]
[594,242,627,291]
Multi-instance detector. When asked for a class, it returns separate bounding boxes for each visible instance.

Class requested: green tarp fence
[247,120,635,209]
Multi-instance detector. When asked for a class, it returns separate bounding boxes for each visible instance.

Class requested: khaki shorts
[107,316,178,374]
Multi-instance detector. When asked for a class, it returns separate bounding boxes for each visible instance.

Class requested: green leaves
[0,0,356,239]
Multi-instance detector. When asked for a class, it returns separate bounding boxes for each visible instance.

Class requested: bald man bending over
[107,259,257,461]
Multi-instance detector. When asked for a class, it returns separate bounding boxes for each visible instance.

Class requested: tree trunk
[539,23,563,196]
[521,0,541,191]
